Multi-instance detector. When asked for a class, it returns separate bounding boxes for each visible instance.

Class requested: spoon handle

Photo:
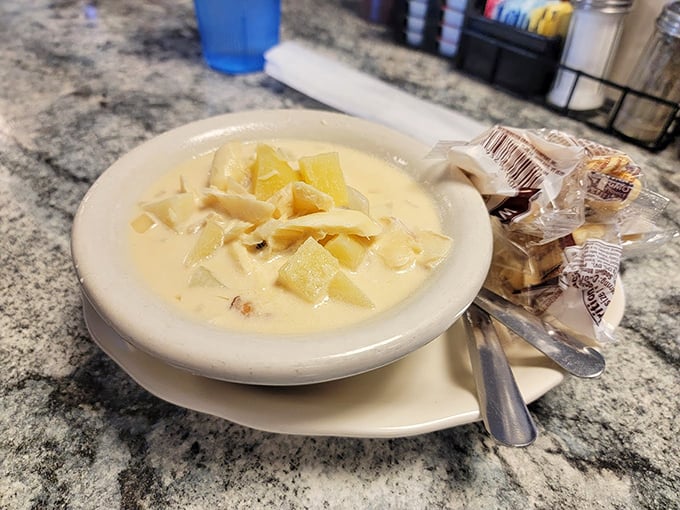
[464,304,538,447]
[474,288,606,378]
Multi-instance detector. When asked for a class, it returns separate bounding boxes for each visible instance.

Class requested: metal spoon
[474,288,606,378]
[463,304,538,447]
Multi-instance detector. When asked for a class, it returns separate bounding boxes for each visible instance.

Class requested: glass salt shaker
[613,1,680,144]
[547,0,634,111]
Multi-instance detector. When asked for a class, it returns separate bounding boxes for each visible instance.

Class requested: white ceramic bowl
[71,109,492,385]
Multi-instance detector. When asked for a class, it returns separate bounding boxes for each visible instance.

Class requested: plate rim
[81,280,625,438]
[79,293,546,437]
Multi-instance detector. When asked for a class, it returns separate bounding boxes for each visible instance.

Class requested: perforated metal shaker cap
[657,1,680,38]
[570,0,634,14]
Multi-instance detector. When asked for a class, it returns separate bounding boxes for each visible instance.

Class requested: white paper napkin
[264,41,487,147]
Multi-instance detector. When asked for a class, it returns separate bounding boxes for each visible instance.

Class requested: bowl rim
[71,109,492,385]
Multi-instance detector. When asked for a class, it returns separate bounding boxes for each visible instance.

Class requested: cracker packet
[430,125,675,342]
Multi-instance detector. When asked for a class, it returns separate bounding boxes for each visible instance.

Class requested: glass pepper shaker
[613,1,680,144]
[547,0,634,111]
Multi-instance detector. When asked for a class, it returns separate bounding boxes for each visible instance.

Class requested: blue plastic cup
[193,0,281,74]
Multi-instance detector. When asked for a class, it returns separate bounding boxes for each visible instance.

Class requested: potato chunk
[184,219,224,266]
[143,193,196,230]
[298,152,349,207]
[278,237,340,303]
[252,144,299,200]
[328,271,374,308]
[209,142,250,191]
[292,181,335,215]
[324,234,367,270]
[130,213,155,234]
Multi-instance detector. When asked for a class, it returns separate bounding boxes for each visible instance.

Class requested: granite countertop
[1,0,679,508]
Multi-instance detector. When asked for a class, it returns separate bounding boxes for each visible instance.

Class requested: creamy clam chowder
[128,139,451,334]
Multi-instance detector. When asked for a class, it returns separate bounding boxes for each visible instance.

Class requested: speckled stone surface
[1,1,679,508]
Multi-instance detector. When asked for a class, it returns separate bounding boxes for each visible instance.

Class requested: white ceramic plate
[71,110,492,386]
[81,283,625,438]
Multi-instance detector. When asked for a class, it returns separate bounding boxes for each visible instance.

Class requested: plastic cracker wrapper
[430,125,676,342]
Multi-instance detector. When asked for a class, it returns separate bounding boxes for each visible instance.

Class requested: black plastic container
[388,0,679,151]
[454,14,563,97]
